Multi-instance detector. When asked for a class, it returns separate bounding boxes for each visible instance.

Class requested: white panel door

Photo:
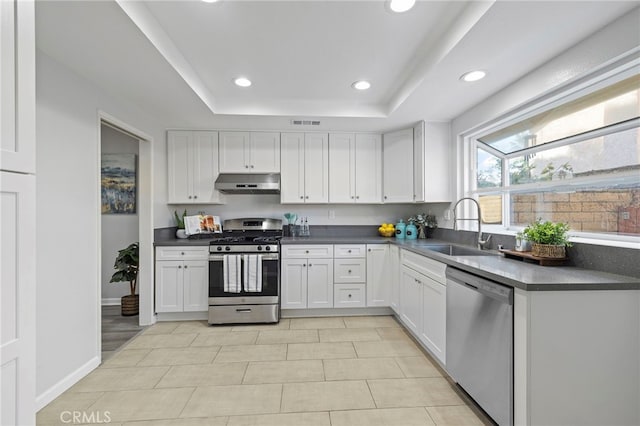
[354,134,382,203]
[219,131,250,172]
[280,132,304,203]
[304,133,329,203]
[383,128,414,203]
[389,245,400,313]
[155,261,184,313]
[192,131,222,204]
[1,0,35,174]
[182,261,209,312]
[167,131,192,203]
[307,258,333,309]
[400,268,422,335]
[328,133,355,203]
[249,132,280,173]
[1,172,36,426]
[366,245,389,307]
[420,276,446,363]
[281,259,307,309]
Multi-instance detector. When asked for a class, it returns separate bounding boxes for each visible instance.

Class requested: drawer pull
[348,250,352,253]
[305,250,309,254]
[178,265,182,269]
[348,294,352,298]
[236,308,252,313]
[348,269,352,273]
[181,252,185,255]
[309,263,312,267]
[184,265,188,269]
[303,264,306,267]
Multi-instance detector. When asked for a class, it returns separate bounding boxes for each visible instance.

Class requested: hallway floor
[101,305,145,361]
[38,316,490,425]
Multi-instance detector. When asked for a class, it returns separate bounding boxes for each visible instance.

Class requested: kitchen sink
[421,244,497,256]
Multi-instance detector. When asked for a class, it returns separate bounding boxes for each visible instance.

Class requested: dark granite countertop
[281,237,640,292]
[154,229,639,291]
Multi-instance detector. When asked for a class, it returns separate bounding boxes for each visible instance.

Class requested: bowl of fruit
[378,223,395,237]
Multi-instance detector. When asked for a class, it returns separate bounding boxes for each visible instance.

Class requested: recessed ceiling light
[352,80,371,91]
[460,70,486,82]
[234,77,252,87]
[202,0,219,3]
[389,0,416,13]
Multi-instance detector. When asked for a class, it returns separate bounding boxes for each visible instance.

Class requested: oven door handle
[209,253,279,261]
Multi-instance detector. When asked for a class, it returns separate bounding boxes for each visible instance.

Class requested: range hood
[214,173,280,194]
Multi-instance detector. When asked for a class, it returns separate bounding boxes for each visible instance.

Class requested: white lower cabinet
[400,249,447,364]
[281,245,334,309]
[400,266,423,335]
[307,258,334,308]
[420,275,446,363]
[388,245,400,313]
[366,244,389,307]
[155,247,208,313]
[334,284,366,308]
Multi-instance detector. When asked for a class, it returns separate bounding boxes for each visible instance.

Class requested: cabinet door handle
[305,196,309,199]
[305,250,309,254]
[300,196,304,199]
[184,265,188,269]
[348,270,352,273]
[194,195,198,199]
[384,195,387,200]
[356,196,360,200]
[251,165,254,168]
[309,263,312,267]
[245,165,249,168]
[178,265,182,269]
[348,294,352,298]
[303,264,306,267]
[351,196,354,199]
[368,248,372,252]
[348,250,352,253]
[181,252,185,255]
[188,196,192,199]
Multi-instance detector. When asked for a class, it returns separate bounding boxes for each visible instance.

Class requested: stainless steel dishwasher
[446,267,513,426]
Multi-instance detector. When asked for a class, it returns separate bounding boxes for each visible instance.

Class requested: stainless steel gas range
[207,218,282,325]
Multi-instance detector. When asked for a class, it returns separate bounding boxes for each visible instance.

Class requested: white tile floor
[37,316,491,426]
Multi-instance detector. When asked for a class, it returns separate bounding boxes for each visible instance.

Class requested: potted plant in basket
[110,242,139,316]
[522,219,571,258]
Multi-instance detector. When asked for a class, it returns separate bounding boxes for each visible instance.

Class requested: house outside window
[468,73,640,241]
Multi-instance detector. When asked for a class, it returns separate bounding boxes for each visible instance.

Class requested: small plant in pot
[110,242,139,316]
[174,209,187,239]
[522,219,571,258]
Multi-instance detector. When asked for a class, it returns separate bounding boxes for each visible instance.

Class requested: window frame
[460,58,640,247]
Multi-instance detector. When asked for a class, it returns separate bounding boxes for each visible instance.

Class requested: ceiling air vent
[291,120,321,126]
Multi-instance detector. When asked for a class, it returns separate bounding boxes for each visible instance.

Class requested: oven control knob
[257,246,263,251]
[265,246,271,251]
[216,246,222,252]
[225,246,231,251]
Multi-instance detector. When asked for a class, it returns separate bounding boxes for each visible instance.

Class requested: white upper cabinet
[281,132,328,203]
[1,0,35,174]
[413,121,451,202]
[167,130,223,204]
[329,133,382,203]
[219,131,280,173]
[382,128,414,203]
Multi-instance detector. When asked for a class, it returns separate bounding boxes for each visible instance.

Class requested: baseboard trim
[101,298,121,306]
[36,356,100,411]
[281,306,393,318]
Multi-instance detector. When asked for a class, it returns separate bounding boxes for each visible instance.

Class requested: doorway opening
[98,113,154,361]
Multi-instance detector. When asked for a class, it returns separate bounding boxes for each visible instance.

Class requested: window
[469,74,640,239]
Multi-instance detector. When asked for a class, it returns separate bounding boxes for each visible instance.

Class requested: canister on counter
[406,221,418,240]
[395,219,406,239]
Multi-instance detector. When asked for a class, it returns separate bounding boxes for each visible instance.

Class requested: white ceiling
[35,1,639,131]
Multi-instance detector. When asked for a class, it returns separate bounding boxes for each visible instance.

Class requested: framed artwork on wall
[101,154,137,214]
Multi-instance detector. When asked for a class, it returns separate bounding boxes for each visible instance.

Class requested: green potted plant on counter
[174,209,187,239]
[110,242,139,316]
[522,219,571,258]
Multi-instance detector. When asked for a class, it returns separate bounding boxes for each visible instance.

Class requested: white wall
[441,8,640,229]
[101,125,139,304]
[35,50,164,407]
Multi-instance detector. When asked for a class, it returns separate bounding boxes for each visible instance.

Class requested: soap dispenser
[395,219,406,239]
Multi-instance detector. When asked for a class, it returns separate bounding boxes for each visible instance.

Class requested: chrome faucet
[453,197,492,250]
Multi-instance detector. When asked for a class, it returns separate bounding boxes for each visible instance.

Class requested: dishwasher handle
[446,267,513,305]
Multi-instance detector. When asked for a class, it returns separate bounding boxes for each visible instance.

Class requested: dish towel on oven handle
[223,255,242,293]
[243,254,263,292]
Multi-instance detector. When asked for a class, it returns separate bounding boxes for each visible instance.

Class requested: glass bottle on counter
[300,217,310,237]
